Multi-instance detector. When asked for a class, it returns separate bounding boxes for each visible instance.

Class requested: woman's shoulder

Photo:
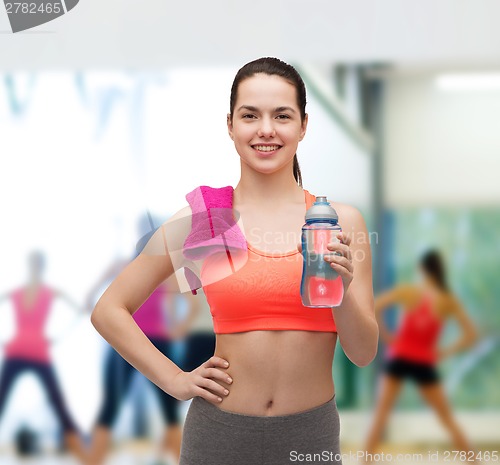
[155,183,236,248]
[141,204,193,258]
[439,290,461,316]
[167,184,234,220]
[165,204,193,224]
[328,200,361,216]
[326,199,366,231]
[387,284,426,310]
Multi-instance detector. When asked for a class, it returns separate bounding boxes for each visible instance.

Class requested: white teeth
[253,145,280,152]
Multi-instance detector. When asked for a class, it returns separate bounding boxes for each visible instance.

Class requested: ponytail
[293,154,302,187]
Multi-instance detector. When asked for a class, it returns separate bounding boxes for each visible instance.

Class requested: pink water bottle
[300,196,344,307]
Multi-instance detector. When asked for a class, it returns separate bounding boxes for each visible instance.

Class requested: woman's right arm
[84,258,129,311]
[91,209,232,405]
[374,284,412,345]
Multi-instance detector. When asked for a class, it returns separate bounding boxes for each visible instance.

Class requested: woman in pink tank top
[363,250,479,461]
[0,251,86,462]
[85,213,199,465]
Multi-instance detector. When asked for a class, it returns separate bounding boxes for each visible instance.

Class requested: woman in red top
[91,57,378,465]
[364,250,479,460]
[0,251,86,462]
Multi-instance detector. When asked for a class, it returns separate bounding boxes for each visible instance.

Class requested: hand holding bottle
[324,232,354,295]
[298,231,354,296]
[300,197,353,307]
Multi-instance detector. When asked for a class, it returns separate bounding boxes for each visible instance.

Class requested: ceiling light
[435,73,500,91]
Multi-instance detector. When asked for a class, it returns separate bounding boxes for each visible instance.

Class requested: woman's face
[227,73,308,176]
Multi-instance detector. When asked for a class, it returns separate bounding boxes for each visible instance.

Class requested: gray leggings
[180,394,343,465]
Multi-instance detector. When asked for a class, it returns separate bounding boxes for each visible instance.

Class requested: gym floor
[1,442,499,465]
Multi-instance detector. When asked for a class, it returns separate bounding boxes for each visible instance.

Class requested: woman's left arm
[327,204,378,367]
[438,295,479,360]
[54,288,84,313]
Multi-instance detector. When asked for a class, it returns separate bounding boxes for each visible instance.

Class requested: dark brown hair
[420,249,449,292]
[229,57,307,187]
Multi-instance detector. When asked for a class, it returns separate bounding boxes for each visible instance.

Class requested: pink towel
[182,185,248,294]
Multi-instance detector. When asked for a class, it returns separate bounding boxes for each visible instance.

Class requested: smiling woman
[228,66,307,186]
[90,57,378,465]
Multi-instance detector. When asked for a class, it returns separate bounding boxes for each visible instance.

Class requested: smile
[251,145,282,152]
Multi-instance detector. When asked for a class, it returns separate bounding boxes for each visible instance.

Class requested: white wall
[383,73,500,207]
[300,94,371,210]
[2,0,500,68]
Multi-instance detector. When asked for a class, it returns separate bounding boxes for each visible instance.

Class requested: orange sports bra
[197,188,337,334]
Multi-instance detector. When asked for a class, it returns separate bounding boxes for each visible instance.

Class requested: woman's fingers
[194,385,225,404]
[337,232,351,246]
[327,242,351,261]
[324,235,355,291]
[192,356,232,404]
[197,374,230,398]
[205,355,230,368]
[325,254,354,273]
[205,366,233,385]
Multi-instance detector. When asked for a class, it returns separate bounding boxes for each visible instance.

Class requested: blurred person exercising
[0,250,86,462]
[91,57,378,465]
[86,215,198,465]
[363,249,479,460]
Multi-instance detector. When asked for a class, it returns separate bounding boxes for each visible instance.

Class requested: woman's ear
[299,113,308,141]
[227,113,234,140]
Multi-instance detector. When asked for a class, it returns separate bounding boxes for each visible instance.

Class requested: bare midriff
[211,329,337,416]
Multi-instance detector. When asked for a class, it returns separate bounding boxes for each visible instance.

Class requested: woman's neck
[234,161,304,206]
[26,275,42,289]
[422,279,444,298]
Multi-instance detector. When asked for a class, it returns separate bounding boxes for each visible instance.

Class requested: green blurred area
[334,207,500,410]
